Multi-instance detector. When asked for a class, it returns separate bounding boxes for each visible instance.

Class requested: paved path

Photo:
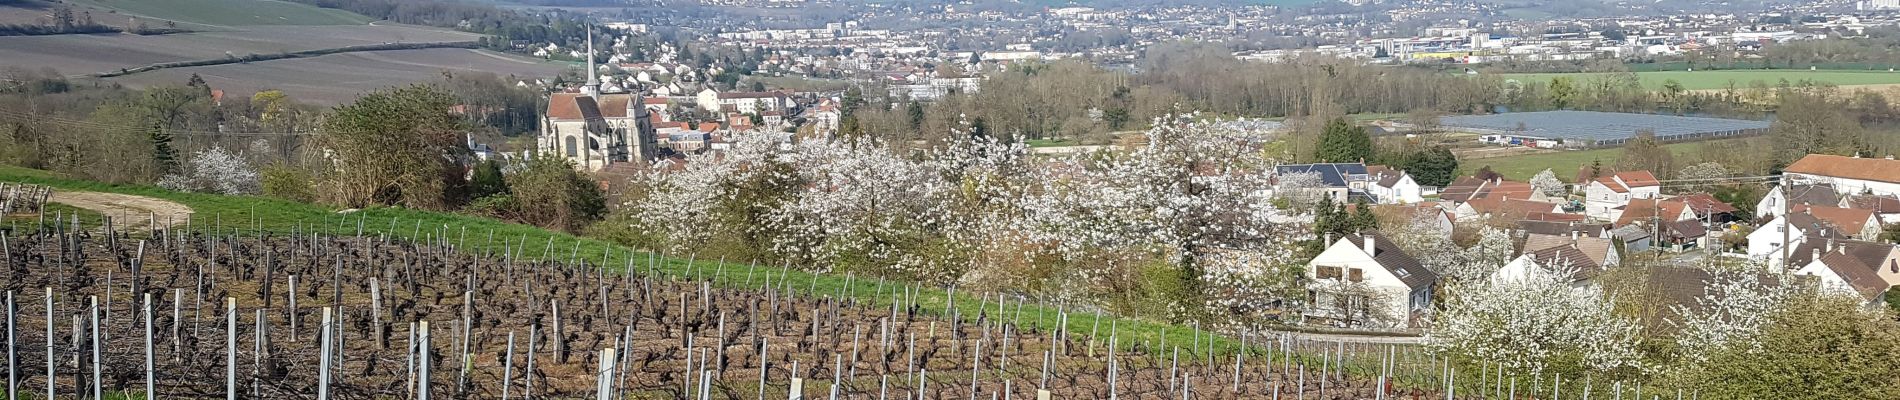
[48,191,194,229]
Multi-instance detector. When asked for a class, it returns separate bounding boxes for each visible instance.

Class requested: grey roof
[1277,163,1368,188]
[1440,111,1769,143]
[1341,232,1437,289]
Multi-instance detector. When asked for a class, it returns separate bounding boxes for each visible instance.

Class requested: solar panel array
[1439,110,1771,145]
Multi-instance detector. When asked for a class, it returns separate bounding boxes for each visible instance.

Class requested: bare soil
[47,190,192,229]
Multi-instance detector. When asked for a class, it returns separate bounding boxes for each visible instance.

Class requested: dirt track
[48,190,195,228]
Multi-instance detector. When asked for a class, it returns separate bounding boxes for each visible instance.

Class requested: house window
[1349,268,1365,282]
[564,136,578,157]
[1317,266,1342,280]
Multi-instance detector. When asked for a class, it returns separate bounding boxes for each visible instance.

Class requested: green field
[1495,70,1900,91]
[71,0,374,26]
[1456,139,1731,182]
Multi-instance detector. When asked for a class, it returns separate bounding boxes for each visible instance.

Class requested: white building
[696,89,793,115]
[1303,233,1438,329]
[1584,171,1661,221]
[1367,168,1423,204]
[1784,154,1900,198]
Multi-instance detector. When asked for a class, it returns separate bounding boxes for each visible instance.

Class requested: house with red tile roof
[1584,171,1661,221]
[1785,154,1900,198]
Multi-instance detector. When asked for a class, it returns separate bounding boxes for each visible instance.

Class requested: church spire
[582,23,600,97]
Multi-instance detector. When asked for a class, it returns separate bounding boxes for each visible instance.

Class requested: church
[538,28,660,171]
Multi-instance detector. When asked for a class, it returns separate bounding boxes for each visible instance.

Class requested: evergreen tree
[1315,118,1373,163]
[1407,146,1459,187]
[469,159,508,199]
[147,123,177,175]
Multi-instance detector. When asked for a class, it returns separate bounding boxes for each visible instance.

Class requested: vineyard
[0,201,1561,399]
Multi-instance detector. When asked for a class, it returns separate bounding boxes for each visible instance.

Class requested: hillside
[66,0,373,27]
[0,162,1447,398]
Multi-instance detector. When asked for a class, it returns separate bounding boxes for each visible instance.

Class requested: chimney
[1813,247,1822,264]
[1364,235,1376,255]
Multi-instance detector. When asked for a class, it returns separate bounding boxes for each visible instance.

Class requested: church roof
[548,93,637,120]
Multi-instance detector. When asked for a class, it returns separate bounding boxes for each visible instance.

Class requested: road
[48,191,194,229]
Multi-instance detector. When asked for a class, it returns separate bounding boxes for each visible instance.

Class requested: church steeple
[581,24,600,98]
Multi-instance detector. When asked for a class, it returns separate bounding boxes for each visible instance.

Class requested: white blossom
[1530,168,1567,198]
[1671,272,1792,365]
[158,146,259,195]
[1429,260,1645,374]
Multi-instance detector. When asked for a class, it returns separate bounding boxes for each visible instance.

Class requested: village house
[1784,154,1900,198]
[1584,171,1661,221]
[1303,233,1438,329]
[1522,230,1621,269]
[1756,183,1841,220]
[1840,194,1900,222]
[1494,244,1608,286]
[1791,239,1900,306]
[1747,211,1855,268]
[1274,163,1370,203]
[1792,204,1884,241]
[1365,166,1424,204]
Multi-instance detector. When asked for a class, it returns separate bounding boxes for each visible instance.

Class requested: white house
[1304,233,1438,328]
[1367,167,1424,204]
[1792,240,1895,306]
[1584,171,1661,220]
[1756,183,1841,220]
[1785,154,1900,198]
[1494,247,1603,287]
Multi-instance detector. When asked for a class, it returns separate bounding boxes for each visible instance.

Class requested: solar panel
[1438,111,1771,145]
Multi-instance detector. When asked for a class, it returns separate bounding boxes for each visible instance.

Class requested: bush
[259,163,316,203]
[505,155,604,233]
[158,146,259,195]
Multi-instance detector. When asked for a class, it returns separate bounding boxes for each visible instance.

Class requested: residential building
[1274,163,1370,203]
[1303,233,1438,329]
[1791,239,1899,306]
[1791,204,1884,241]
[696,89,794,115]
[1365,166,1424,204]
[1784,154,1900,198]
[1584,171,1661,221]
[1757,183,1842,220]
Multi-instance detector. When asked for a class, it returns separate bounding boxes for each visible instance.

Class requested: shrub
[259,163,316,203]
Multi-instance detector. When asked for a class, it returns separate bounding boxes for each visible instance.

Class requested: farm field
[1454,138,1741,182]
[0,24,483,75]
[65,0,373,27]
[1494,70,1900,91]
[108,48,566,104]
[0,166,1478,400]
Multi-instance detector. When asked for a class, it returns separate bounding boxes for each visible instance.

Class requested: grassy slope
[0,164,1384,367]
[1456,138,1733,182]
[69,0,373,26]
[1495,70,1900,91]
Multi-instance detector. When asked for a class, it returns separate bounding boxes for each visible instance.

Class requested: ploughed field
[0,218,1446,399]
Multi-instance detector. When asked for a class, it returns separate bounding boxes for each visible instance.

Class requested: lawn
[70,0,374,26]
[1456,138,1735,182]
[1025,138,1077,148]
[1494,70,1900,91]
[0,164,1358,362]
